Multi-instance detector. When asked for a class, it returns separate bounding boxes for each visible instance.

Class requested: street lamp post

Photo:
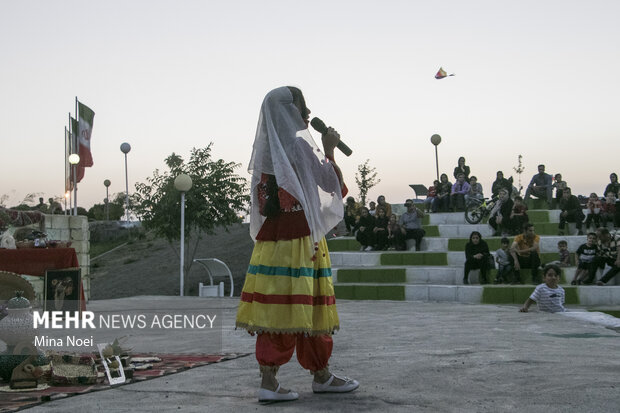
[120,143,131,223]
[68,153,80,216]
[430,134,442,182]
[104,179,111,221]
[174,174,193,297]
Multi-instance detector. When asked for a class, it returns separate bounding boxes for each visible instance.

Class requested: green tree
[88,193,128,221]
[355,159,380,206]
[133,144,249,294]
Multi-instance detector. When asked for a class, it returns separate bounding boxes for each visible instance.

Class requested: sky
[1,0,619,211]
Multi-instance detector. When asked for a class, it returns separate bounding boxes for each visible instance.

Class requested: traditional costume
[236,87,347,375]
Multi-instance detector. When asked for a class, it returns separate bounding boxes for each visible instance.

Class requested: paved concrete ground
[16,297,620,412]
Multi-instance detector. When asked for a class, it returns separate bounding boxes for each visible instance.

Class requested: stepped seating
[328,209,620,307]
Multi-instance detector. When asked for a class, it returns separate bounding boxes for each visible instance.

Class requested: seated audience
[491,171,513,198]
[494,237,514,284]
[601,193,616,228]
[387,213,405,250]
[399,199,426,251]
[519,264,565,313]
[552,173,567,205]
[376,195,392,217]
[450,173,471,211]
[453,156,471,182]
[424,180,438,213]
[489,189,514,236]
[511,223,541,284]
[368,201,377,216]
[584,192,602,231]
[558,187,585,236]
[603,172,620,198]
[432,174,452,212]
[546,240,570,267]
[524,164,553,207]
[571,233,598,285]
[354,206,375,251]
[344,196,361,235]
[465,176,484,206]
[463,231,490,285]
[509,196,529,235]
[592,228,620,285]
[373,206,389,250]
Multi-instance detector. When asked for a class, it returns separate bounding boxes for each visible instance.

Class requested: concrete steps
[329,209,620,306]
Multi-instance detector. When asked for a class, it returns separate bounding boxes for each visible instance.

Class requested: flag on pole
[435,67,455,79]
[70,117,85,183]
[65,127,73,192]
[77,101,95,168]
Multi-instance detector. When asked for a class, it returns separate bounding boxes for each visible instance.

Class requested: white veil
[248,87,344,248]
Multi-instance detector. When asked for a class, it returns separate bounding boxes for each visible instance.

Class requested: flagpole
[74,97,79,216]
[68,113,75,215]
[64,126,67,215]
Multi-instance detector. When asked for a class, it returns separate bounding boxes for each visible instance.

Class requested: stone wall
[18,214,90,303]
[45,215,90,300]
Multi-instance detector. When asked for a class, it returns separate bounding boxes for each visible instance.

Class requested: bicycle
[464,197,497,224]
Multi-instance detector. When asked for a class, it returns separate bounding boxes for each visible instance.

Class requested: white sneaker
[258,384,299,402]
[364,246,373,251]
[312,374,360,393]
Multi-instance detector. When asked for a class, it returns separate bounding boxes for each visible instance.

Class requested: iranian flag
[77,101,95,168]
[70,117,85,183]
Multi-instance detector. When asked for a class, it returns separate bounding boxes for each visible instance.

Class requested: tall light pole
[430,134,442,181]
[174,174,192,297]
[104,179,111,221]
[68,153,80,216]
[120,143,131,223]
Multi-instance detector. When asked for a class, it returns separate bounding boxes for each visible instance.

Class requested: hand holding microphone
[310,117,353,157]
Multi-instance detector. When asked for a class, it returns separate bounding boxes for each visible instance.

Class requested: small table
[0,248,86,310]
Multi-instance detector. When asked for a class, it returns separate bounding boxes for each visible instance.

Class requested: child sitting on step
[494,237,513,284]
[571,233,598,285]
[546,240,571,268]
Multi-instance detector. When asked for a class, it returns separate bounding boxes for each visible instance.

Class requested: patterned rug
[0,352,250,412]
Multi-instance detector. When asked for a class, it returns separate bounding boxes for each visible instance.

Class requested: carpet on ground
[0,352,250,412]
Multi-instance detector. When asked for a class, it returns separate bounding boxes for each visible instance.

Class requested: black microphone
[310,117,353,157]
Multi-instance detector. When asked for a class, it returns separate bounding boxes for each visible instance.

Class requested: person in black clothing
[491,171,513,198]
[558,187,585,236]
[603,172,620,197]
[432,173,452,212]
[453,156,471,183]
[372,206,389,250]
[354,206,376,251]
[463,231,490,284]
[489,189,514,236]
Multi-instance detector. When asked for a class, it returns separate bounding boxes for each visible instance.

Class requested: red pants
[256,333,333,372]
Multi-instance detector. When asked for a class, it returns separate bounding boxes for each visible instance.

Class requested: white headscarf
[248,87,344,248]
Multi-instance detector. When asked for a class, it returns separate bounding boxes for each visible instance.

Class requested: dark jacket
[453,165,471,181]
[492,178,513,197]
[354,214,375,233]
[560,195,582,213]
[465,240,490,262]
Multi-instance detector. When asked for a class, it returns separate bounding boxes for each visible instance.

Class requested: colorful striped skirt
[235,236,339,335]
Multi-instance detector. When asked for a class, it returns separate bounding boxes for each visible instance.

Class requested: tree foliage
[133,144,249,292]
[355,159,381,206]
[87,193,127,221]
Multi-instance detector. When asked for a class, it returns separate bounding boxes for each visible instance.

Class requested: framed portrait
[44,268,82,315]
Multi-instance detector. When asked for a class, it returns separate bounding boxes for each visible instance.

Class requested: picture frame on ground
[44,268,81,314]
